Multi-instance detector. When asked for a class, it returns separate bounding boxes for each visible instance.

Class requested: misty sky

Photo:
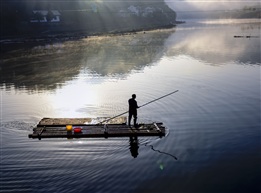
[165,0,260,12]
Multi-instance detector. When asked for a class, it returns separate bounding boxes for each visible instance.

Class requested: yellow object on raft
[66,125,73,131]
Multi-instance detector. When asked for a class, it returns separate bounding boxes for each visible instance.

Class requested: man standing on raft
[128,94,139,128]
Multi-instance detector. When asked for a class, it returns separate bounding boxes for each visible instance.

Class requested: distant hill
[1,0,176,37]
[176,5,261,20]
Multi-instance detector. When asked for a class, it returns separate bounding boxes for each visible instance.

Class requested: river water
[0,19,260,193]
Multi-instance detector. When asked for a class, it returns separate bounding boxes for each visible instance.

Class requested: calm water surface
[0,19,260,193]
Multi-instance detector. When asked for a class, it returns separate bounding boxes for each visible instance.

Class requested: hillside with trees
[1,0,176,37]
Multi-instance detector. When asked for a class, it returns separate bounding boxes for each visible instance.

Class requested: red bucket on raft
[73,127,82,133]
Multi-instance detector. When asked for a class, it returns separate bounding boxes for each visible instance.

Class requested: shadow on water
[129,136,139,158]
[144,142,178,160]
[0,30,173,92]
[129,136,178,160]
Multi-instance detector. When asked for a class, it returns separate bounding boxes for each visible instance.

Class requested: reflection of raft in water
[28,117,166,140]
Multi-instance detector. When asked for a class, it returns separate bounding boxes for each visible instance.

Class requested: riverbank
[0,23,181,54]
[0,22,185,55]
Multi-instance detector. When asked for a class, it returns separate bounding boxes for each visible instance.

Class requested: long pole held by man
[97,90,179,125]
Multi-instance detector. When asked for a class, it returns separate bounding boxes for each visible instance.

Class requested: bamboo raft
[28,117,166,140]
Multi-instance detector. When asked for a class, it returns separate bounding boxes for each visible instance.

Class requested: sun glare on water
[49,81,99,117]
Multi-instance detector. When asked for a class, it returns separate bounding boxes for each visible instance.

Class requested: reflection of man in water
[128,94,139,127]
[129,136,139,158]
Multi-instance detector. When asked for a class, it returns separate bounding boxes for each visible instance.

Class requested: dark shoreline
[0,23,184,53]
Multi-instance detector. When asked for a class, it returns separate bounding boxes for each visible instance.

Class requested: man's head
[132,94,136,99]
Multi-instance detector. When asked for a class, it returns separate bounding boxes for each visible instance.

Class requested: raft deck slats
[29,123,165,139]
[37,117,127,127]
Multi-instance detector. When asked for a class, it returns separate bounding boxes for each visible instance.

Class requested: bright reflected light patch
[49,81,99,117]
